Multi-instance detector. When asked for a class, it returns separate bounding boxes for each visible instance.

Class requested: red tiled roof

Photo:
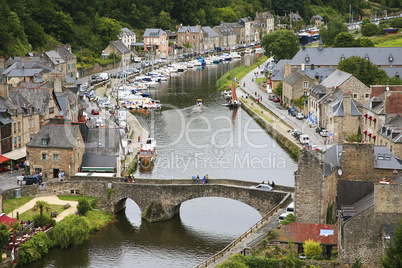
[276,222,338,245]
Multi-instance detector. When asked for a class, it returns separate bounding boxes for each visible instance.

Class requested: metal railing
[194,193,291,268]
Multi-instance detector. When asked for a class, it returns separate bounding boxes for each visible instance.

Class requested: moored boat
[139,138,157,166]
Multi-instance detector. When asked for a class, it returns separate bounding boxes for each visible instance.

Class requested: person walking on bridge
[202,175,206,184]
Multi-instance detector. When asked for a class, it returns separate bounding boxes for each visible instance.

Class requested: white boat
[221,90,232,100]
[244,48,252,55]
[223,76,241,109]
[139,138,157,166]
[255,47,265,54]
[230,52,241,59]
[196,98,203,107]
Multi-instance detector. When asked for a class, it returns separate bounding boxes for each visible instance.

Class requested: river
[28,55,297,268]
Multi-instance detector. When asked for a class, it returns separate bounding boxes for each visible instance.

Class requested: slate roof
[45,50,66,65]
[290,47,402,66]
[300,67,334,82]
[120,27,135,37]
[2,61,61,79]
[378,116,402,144]
[271,67,286,81]
[0,114,14,125]
[0,96,23,115]
[177,26,201,34]
[324,144,342,176]
[202,26,219,38]
[374,146,402,169]
[143,28,166,38]
[340,192,374,222]
[310,15,324,22]
[320,69,352,88]
[81,154,116,169]
[310,84,326,95]
[9,88,60,117]
[283,70,309,86]
[110,40,131,54]
[84,128,121,156]
[275,223,338,245]
[26,124,80,149]
[213,24,236,36]
[56,45,76,59]
[328,92,362,117]
[363,96,385,114]
[379,67,402,78]
[271,60,291,76]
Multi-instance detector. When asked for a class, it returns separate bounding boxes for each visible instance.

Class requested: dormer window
[395,72,400,78]
[41,139,48,145]
[340,54,345,61]
[364,54,369,61]
[305,54,310,62]
[389,54,393,62]
[41,134,50,145]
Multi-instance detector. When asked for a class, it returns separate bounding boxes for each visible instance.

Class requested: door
[53,168,60,178]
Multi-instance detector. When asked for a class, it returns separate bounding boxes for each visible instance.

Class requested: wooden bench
[63,203,71,209]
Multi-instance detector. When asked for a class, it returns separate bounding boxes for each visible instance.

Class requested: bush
[303,239,323,258]
[90,198,98,209]
[280,214,296,225]
[77,198,91,216]
[52,215,90,249]
[18,231,53,266]
[33,213,53,228]
[0,223,10,249]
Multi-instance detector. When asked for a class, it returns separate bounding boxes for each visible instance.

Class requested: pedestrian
[124,176,128,183]
[262,180,265,184]
[271,181,275,188]
[138,136,141,142]
[203,175,206,184]
[267,180,270,185]
[255,91,257,97]
[206,174,209,184]
[243,82,245,87]
[196,175,199,184]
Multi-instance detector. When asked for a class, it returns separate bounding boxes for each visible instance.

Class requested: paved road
[239,59,330,150]
[0,170,26,191]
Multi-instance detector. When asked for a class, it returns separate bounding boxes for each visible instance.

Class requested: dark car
[291,110,298,117]
[293,130,302,139]
[24,175,42,185]
[91,109,100,115]
[316,127,325,133]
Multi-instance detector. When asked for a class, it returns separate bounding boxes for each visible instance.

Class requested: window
[303,82,308,88]
[14,138,17,147]
[54,154,59,161]
[42,153,47,160]
[35,168,42,174]
[353,94,358,99]
[49,107,54,114]
[41,139,48,145]
[13,123,16,133]
[365,93,369,98]
[18,122,21,132]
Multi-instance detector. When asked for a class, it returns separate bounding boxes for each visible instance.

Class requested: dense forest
[0,0,400,57]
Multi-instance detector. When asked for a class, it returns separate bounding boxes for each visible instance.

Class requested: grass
[216,55,268,91]
[57,195,97,202]
[255,77,266,85]
[3,196,34,215]
[85,210,115,232]
[19,204,65,221]
[371,33,402,47]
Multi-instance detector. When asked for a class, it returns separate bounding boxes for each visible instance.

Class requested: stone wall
[339,143,376,182]
[2,185,39,201]
[295,150,324,224]
[374,183,402,214]
[342,76,371,105]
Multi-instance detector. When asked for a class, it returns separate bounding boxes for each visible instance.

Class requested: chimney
[284,63,291,77]
[0,83,10,100]
[343,91,352,116]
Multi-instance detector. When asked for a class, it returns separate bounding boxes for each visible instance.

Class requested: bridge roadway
[45,177,293,222]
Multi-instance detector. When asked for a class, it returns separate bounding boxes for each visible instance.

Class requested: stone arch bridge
[46,177,292,222]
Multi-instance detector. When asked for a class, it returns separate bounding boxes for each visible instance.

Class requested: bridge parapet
[46,180,290,222]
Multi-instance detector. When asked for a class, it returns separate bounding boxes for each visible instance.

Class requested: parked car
[249,184,273,191]
[24,175,42,185]
[91,109,100,115]
[273,97,280,102]
[286,202,294,213]
[316,127,325,133]
[299,254,306,260]
[292,129,302,139]
[291,110,298,117]
[296,113,304,120]
[268,94,276,101]
[320,129,329,137]
[278,212,293,222]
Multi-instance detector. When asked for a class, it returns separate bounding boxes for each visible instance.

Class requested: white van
[99,73,109,80]
[299,134,310,145]
[134,57,141,63]
[286,202,294,213]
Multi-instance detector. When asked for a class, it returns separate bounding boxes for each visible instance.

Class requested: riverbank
[216,55,268,91]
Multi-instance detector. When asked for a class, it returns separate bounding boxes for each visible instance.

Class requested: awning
[0,155,10,164]
[0,213,19,225]
[81,167,114,172]
[2,147,26,160]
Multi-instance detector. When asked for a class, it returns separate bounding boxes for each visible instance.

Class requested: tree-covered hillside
[0,0,400,57]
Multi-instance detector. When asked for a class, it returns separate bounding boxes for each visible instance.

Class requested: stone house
[119,27,136,50]
[222,22,244,45]
[201,27,220,51]
[9,86,62,128]
[102,40,132,64]
[337,172,402,267]
[177,25,203,52]
[254,12,275,35]
[310,15,324,28]
[0,109,14,155]
[295,143,402,225]
[273,222,338,257]
[41,50,67,75]
[143,29,169,58]
[212,23,237,49]
[307,84,326,127]
[237,18,252,43]
[289,47,402,79]
[55,44,77,79]
[281,67,315,105]
[26,122,85,178]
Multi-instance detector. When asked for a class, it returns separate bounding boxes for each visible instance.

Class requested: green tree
[0,223,10,249]
[333,32,354,47]
[274,81,283,97]
[338,56,388,86]
[361,22,379,37]
[390,18,402,28]
[319,18,348,46]
[18,231,53,266]
[95,16,122,49]
[52,214,90,249]
[293,95,308,109]
[32,201,51,227]
[261,30,300,60]
[280,213,296,225]
[303,239,323,258]
[156,11,172,30]
[381,220,402,268]
[77,198,91,216]
[353,37,374,47]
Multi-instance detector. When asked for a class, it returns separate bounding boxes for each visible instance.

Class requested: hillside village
[0,10,402,267]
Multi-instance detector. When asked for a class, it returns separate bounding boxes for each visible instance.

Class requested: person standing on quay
[203,175,206,184]
[205,174,209,184]
[196,175,200,184]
